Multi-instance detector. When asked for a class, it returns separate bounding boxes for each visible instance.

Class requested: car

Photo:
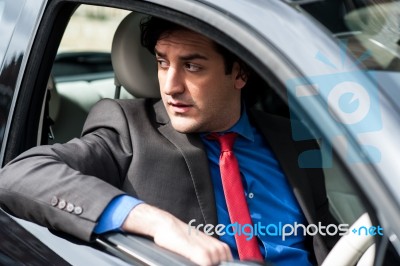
[0,0,400,265]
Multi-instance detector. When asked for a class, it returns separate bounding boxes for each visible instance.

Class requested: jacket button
[51,196,58,206]
[74,206,83,215]
[66,203,74,213]
[58,200,66,209]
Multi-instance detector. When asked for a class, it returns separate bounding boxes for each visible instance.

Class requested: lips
[168,101,193,113]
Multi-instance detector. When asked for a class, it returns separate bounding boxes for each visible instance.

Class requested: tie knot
[208,132,238,152]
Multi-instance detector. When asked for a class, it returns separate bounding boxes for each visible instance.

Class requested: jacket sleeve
[0,99,133,241]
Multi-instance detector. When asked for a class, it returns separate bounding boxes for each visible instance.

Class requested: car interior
[3,1,400,265]
[300,0,400,72]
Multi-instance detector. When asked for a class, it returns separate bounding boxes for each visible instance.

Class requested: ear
[232,62,247,90]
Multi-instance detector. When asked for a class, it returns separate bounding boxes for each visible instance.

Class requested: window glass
[296,1,400,263]
[0,0,6,143]
[0,2,5,20]
[299,0,400,72]
[0,0,25,149]
[49,5,131,144]
[58,5,129,53]
[54,5,129,79]
[0,0,24,66]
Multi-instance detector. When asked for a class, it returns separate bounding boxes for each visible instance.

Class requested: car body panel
[0,209,68,265]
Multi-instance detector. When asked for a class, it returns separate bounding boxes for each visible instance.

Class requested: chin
[170,118,202,133]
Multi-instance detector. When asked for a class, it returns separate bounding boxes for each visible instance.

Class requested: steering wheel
[322,213,375,266]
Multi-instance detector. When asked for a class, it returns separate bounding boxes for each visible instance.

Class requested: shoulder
[82,98,161,137]
[85,98,162,119]
[88,98,158,112]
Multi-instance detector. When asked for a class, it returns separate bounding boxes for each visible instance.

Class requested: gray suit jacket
[0,98,337,264]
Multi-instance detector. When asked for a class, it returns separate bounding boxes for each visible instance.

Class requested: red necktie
[209,132,263,262]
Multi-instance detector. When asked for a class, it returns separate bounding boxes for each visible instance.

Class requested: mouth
[168,101,193,114]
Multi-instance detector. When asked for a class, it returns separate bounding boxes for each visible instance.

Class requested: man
[0,16,338,265]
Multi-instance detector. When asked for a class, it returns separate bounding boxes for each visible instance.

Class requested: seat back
[111,12,160,98]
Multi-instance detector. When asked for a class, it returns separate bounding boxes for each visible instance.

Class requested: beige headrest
[112,13,160,98]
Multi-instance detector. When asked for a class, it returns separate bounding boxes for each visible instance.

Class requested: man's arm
[0,99,232,265]
[0,129,129,240]
[123,203,233,266]
[0,99,136,240]
[92,195,232,265]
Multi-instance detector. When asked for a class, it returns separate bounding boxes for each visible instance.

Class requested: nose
[161,67,185,96]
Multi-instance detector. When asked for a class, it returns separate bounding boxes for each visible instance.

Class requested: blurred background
[59,5,130,52]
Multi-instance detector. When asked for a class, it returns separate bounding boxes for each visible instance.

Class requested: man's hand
[122,203,233,266]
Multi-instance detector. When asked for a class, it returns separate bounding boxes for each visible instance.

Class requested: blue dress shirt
[200,110,311,265]
[94,109,312,265]
[94,194,142,234]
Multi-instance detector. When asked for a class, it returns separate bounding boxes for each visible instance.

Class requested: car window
[0,0,25,151]
[0,1,5,20]
[0,0,25,70]
[0,0,7,143]
[284,2,400,263]
[48,5,131,144]
[292,104,400,265]
[0,0,7,61]
[304,0,400,115]
[299,0,400,72]
[58,5,129,53]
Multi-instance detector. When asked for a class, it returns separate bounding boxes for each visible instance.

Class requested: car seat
[47,12,158,144]
[111,12,159,98]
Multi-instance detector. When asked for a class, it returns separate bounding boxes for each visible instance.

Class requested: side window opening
[283,78,400,265]
[46,5,131,144]
[231,19,393,265]
[228,34,384,264]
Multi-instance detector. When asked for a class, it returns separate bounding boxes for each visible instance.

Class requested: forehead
[155,29,217,54]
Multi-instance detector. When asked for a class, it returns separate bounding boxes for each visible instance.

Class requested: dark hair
[140,16,248,77]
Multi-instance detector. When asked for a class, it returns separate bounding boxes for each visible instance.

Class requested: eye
[185,63,201,72]
[157,59,169,69]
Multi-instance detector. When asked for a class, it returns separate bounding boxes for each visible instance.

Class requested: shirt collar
[201,108,254,142]
[227,108,254,142]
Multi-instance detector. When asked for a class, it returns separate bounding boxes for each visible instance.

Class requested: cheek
[206,78,234,103]
[190,76,224,102]
[158,72,165,88]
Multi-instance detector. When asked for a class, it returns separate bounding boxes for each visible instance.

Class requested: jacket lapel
[250,109,317,224]
[154,101,217,226]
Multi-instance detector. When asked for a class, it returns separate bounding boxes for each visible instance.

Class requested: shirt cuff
[93,195,143,234]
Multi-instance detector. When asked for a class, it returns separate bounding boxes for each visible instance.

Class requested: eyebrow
[155,49,208,61]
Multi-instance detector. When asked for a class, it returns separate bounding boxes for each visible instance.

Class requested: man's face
[155,29,246,133]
